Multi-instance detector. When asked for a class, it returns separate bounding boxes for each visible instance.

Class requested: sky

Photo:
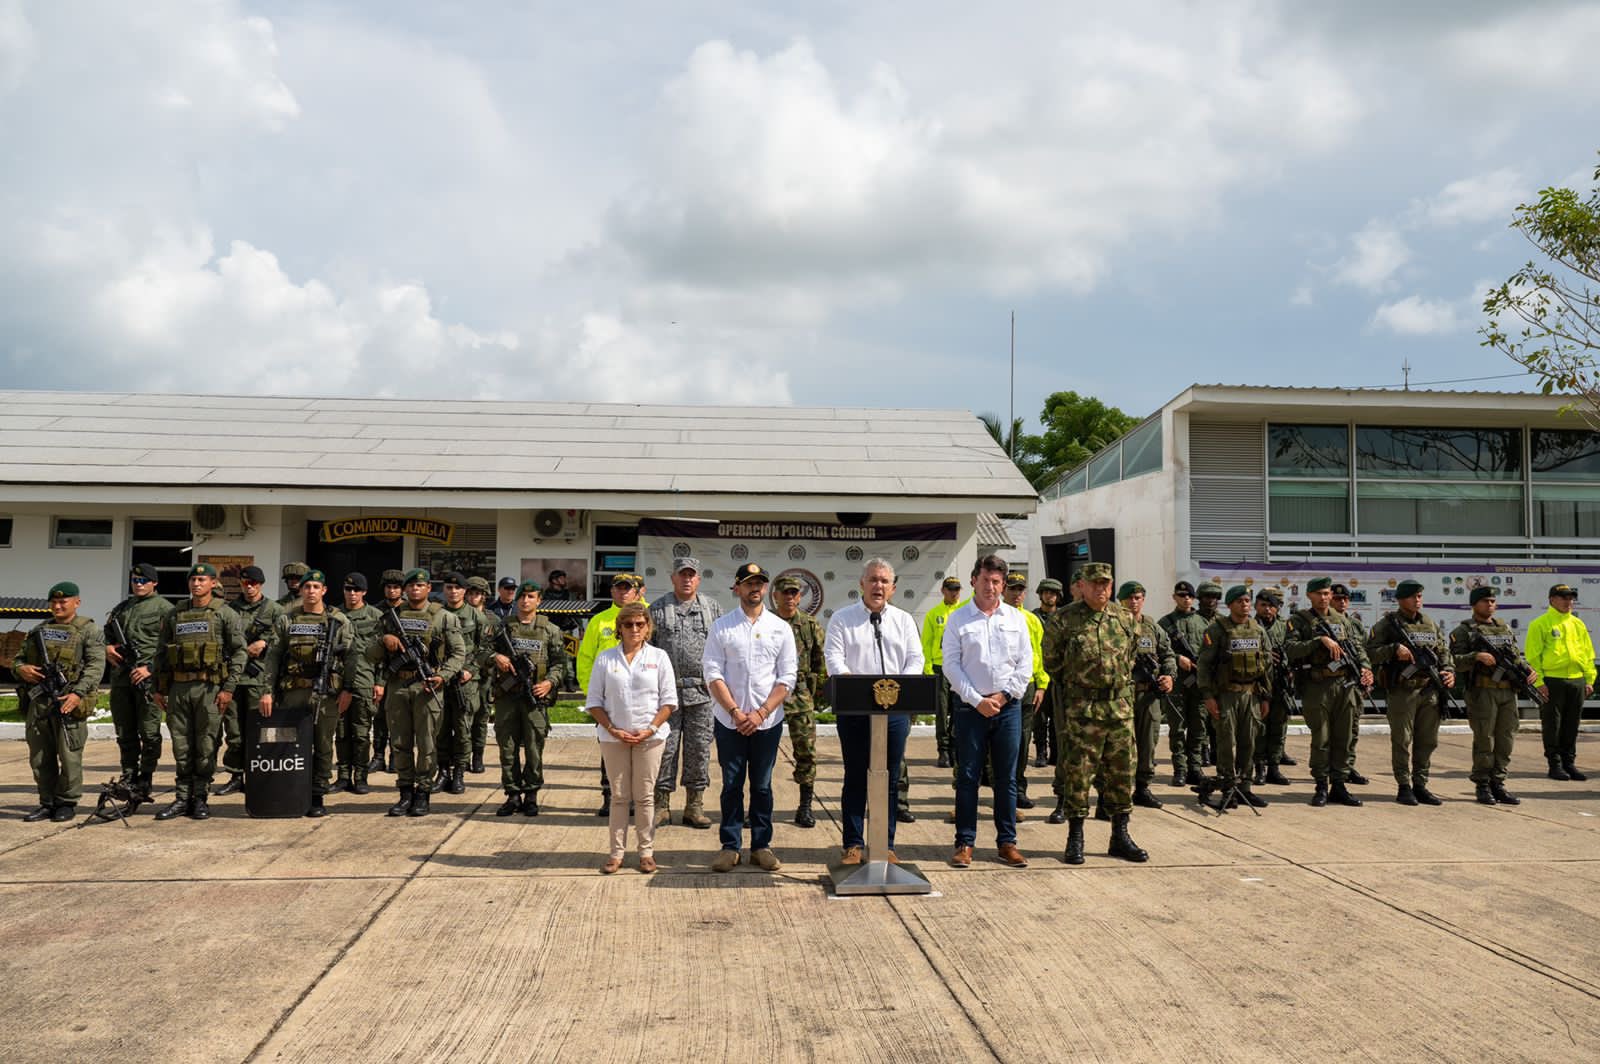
[2,0,1597,428]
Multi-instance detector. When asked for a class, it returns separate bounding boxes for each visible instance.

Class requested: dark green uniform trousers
[1215,689,1261,786]
[387,682,443,790]
[1466,686,1519,783]
[495,692,550,794]
[108,683,163,781]
[27,697,87,806]
[1384,685,1440,788]
[1300,679,1356,784]
[167,680,223,801]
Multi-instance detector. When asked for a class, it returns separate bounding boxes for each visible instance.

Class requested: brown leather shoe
[950,845,973,868]
[638,855,657,874]
[998,843,1028,868]
[600,856,623,875]
[885,850,900,865]
[839,845,863,865]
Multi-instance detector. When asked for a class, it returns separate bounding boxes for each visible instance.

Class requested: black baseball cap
[498,577,518,590]
[733,563,770,585]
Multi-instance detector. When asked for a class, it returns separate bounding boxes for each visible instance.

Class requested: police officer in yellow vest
[14,581,106,822]
[921,575,965,768]
[153,563,249,821]
[258,570,356,816]
[1526,582,1596,781]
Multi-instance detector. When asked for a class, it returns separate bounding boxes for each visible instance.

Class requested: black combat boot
[350,771,371,796]
[1108,813,1148,862]
[50,804,76,823]
[1563,759,1587,782]
[1264,764,1290,786]
[497,792,521,817]
[1346,769,1369,786]
[307,793,326,818]
[1253,762,1267,786]
[1490,781,1521,805]
[155,797,189,821]
[1016,787,1035,810]
[447,766,466,795]
[408,789,431,817]
[794,785,816,828]
[1309,781,1329,807]
[133,773,155,803]
[896,806,917,824]
[22,804,54,823]
[335,767,353,793]
[1475,781,1497,805]
[1278,754,1297,766]
[1132,784,1163,809]
[1548,757,1570,781]
[936,752,951,769]
[1047,795,1068,824]
[388,787,413,817]
[1396,785,1418,806]
[1063,817,1085,865]
[1170,769,1185,788]
[1185,767,1203,787]
[189,796,210,820]
[213,773,244,797]
[1413,784,1441,806]
[1201,745,1214,767]
[1093,794,1110,822]
[522,790,540,816]
[470,746,486,774]
[368,749,387,775]
[1329,781,1363,807]
[1241,786,1268,809]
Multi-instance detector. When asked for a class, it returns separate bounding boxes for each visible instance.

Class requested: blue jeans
[714,720,783,852]
[953,698,1021,848]
[836,712,910,850]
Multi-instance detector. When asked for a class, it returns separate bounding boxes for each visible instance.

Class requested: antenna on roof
[1008,311,1016,459]
[1401,359,1412,390]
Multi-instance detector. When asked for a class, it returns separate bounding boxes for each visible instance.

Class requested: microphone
[869,608,886,675]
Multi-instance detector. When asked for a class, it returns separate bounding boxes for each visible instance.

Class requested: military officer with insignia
[337,572,384,794]
[1286,576,1373,808]
[1118,580,1175,811]
[279,561,310,606]
[771,574,825,828]
[258,570,355,816]
[489,580,570,816]
[649,557,724,830]
[1330,583,1372,786]
[1158,580,1208,786]
[368,568,407,774]
[14,581,106,823]
[364,568,466,818]
[577,572,646,815]
[1367,579,1454,806]
[104,562,174,806]
[153,563,248,821]
[1450,586,1528,805]
[464,576,496,774]
[217,564,282,799]
[1252,588,1293,786]
[1197,585,1271,809]
[921,575,965,768]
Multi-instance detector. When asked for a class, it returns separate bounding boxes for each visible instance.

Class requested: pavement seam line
[241,788,494,1063]
[892,904,1006,1063]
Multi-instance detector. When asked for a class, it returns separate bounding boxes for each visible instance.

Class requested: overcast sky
[2,1,1596,425]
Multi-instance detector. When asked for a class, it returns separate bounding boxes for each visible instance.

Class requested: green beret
[1306,576,1333,593]
[1469,586,1496,604]
[300,568,328,586]
[48,580,80,599]
[188,563,218,579]
[1197,581,1223,596]
[1225,584,1250,604]
[1116,580,1144,601]
[773,576,802,592]
[1081,561,1113,582]
[1395,579,1424,598]
[403,567,431,584]
[1036,578,1063,594]
[518,579,542,595]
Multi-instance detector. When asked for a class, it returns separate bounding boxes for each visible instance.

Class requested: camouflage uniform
[1157,605,1209,779]
[1197,612,1271,788]
[1449,614,1522,787]
[649,591,724,799]
[338,599,384,789]
[1368,607,1452,791]
[779,602,826,789]
[225,593,283,786]
[1285,606,1370,788]
[369,569,409,766]
[1044,598,1138,818]
[17,608,105,813]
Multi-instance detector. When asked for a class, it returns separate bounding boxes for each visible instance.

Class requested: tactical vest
[36,618,92,679]
[498,616,554,690]
[1385,612,1443,688]
[170,605,226,675]
[1462,619,1516,689]
[283,609,341,688]
[391,603,445,668]
[1220,618,1269,681]
[1293,609,1348,669]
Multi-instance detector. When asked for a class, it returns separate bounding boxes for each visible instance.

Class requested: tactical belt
[171,670,217,683]
[1223,680,1261,692]
[283,678,316,690]
[1473,678,1513,690]
[392,669,418,682]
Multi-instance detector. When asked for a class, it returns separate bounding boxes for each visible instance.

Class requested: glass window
[1121,419,1162,479]
[1063,467,1088,495]
[52,517,113,549]
[1357,482,1523,536]
[1088,443,1121,488]
[0,516,10,547]
[1534,485,1600,537]
[131,519,192,542]
[1269,482,1349,534]
[1355,427,1521,480]
[1532,428,1600,482]
[1268,424,1348,477]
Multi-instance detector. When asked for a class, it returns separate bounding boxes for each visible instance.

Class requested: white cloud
[0,0,34,92]
[1334,222,1410,291]
[1371,294,1462,336]
[1443,5,1600,93]
[1291,284,1314,306]
[1418,167,1527,226]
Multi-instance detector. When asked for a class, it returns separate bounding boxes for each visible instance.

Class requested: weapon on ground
[106,614,157,699]
[83,779,138,829]
[1471,633,1547,705]
[1386,616,1463,719]
[495,624,553,710]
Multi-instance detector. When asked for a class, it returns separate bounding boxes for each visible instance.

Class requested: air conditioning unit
[191,504,252,537]
[531,508,585,542]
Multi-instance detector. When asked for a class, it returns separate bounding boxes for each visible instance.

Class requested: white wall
[1031,467,1180,594]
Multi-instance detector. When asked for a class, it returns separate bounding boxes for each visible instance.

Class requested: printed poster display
[636,519,960,622]
[199,554,256,603]
[1197,559,1600,655]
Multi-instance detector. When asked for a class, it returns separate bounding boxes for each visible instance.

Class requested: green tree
[1033,390,1139,484]
[1481,157,1600,428]
[979,412,1049,487]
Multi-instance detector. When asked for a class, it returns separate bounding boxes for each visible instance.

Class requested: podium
[827,673,935,896]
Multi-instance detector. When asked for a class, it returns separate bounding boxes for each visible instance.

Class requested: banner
[1198,559,1600,655]
[637,519,960,621]
[319,516,454,545]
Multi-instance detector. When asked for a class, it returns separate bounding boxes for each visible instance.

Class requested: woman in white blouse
[585,602,677,874]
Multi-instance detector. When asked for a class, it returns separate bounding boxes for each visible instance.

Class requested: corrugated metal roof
[0,390,1037,503]
[976,512,1015,550]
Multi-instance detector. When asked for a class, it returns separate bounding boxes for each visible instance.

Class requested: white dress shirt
[584,643,677,743]
[941,600,1032,708]
[824,600,925,677]
[702,606,797,731]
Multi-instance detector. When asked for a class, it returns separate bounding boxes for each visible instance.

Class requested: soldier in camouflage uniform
[1450,586,1528,806]
[364,568,466,818]
[1043,561,1148,865]
[464,576,495,773]
[368,569,406,774]
[279,561,309,606]
[771,575,825,827]
[649,557,724,829]
[488,580,570,816]
[1252,588,1293,786]
[1117,580,1175,811]
[1197,585,1272,809]
[104,562,174,805]
[258,570,355,816]
[1286,576,1373,807]
[337,573,384,794]
[1330,584,1372,786]
[1367,579,1455,806]
[14,581,106,823]
[438,572,489,795]
[1158,581,1209,786]
[218,564,283,798]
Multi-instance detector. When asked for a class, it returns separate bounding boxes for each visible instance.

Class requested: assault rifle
[106,613,156,699]
[1168,630,1201,688]
[1311,618,1379,712]
[31,627,72,711]
[241,613,275,680]
[1133,652,1182,718]
[380,604,443,712]
[496,624,552,710]
[1471,633,1547,706]
[311,615,347,698]
[1386,616,1462,719]
[1270,647,1300,715]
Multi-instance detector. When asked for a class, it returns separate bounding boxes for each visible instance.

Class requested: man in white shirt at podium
[824,558,925,865]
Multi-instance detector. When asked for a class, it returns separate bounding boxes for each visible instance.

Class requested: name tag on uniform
[1485,634,1513,648]
[289,623,322,637]
[175,621,211,636]
[41,628,71,644]
[1137,635,1155,651]
[1409,631,1438,647]
[1327,624,1345,638]
[1230,638,1261,651]
[511,638,542,653]
[399,618,430,634]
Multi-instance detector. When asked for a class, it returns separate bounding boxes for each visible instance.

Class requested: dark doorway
[305,522,404,591]
[1041,528,1115,585]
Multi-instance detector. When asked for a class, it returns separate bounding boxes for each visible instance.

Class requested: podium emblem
[872,677,901,708]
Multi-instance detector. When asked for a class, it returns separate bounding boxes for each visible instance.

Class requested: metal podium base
[829,860,932,895]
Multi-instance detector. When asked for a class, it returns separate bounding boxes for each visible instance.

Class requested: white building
[0,391,1036,626]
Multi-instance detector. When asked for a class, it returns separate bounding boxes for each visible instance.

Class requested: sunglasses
[131,577,154,585]
[618,620,649,629]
